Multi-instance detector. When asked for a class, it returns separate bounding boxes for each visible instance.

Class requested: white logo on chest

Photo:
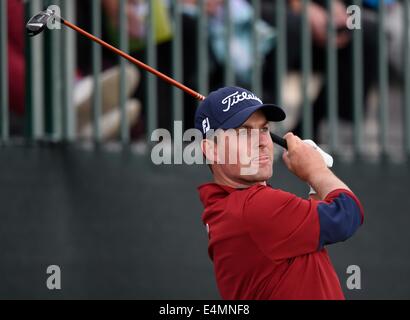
[222,91,263,112]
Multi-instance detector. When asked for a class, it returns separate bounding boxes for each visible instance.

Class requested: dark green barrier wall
[0,146,409,299]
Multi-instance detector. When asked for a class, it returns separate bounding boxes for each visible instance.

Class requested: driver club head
[26,9,55,37]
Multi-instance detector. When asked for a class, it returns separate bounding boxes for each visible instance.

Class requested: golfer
[196,87,364,300]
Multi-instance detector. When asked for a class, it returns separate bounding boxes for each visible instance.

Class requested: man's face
[213,110,274,185]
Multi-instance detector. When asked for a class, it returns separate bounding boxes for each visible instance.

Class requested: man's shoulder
[240,185,299,219]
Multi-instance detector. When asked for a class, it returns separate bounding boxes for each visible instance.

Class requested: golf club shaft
[61,18,288,149]
[63,19,205,101]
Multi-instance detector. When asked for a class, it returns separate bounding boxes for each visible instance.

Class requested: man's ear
[201,139,217,164]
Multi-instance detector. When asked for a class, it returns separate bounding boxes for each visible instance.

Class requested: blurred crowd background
[5,0,409,159]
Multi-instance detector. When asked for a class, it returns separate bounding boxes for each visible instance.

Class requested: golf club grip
[271,133,288,150]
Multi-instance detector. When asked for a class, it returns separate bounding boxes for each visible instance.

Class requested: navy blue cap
[195,87,286,136]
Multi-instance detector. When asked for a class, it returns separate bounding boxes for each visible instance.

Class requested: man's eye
[261,127,269,133]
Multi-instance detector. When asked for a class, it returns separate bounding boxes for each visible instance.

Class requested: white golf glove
[303,140,334,196]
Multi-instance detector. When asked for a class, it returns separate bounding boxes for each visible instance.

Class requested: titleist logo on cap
[222,91,263,112]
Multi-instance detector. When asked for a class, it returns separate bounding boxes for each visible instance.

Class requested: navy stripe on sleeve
[317,193,362,249]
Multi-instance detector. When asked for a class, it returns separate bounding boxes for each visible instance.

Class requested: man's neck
[213,175,267,189]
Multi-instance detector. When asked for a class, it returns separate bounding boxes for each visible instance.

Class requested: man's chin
[241,161,272,176]
[240,169,273,183]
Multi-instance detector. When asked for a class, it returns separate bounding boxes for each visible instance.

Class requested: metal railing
[0,0,409,163]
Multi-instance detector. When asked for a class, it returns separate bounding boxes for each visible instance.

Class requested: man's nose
[258,131,271,147]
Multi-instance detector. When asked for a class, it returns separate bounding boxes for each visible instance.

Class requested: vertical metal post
[172,0,183,123]
[52,0,62,141]
[273,0,287,136]
[119,0,129,143]
[404,0,410,160]
[378,0,389,158]
[92,0,102,143]
[301,0,312,139]
[251,0,262,96]
[326,0,338,151]
[25,0,34,140]
[33,0,46,140]
[43,0,62,140]
[0,0,9,141]
[62,0,76,142]
[352,0,364,157]
[224,0,234,86]
[25,2,33,140]
[197,0,209,95]
[275,0,287,109]
[147,0,158,136]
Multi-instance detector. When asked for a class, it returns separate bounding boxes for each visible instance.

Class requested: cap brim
[219,104,286,130]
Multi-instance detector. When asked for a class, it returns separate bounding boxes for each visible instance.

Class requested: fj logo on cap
[202,118,211,134]
[222,91,263,112]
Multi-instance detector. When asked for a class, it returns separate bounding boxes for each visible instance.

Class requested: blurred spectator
[102,0,174,136]
[6,0,139,140]
[7,0,25,117]
[261,0,379,142]
[181,0,377,145]
[205,0,275,86]
[102,0,173,52]
[363,0,403,78]
[76,0,188,134]
[75,0,229,134]
[74,64,141,141]
[180,0,225,129]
